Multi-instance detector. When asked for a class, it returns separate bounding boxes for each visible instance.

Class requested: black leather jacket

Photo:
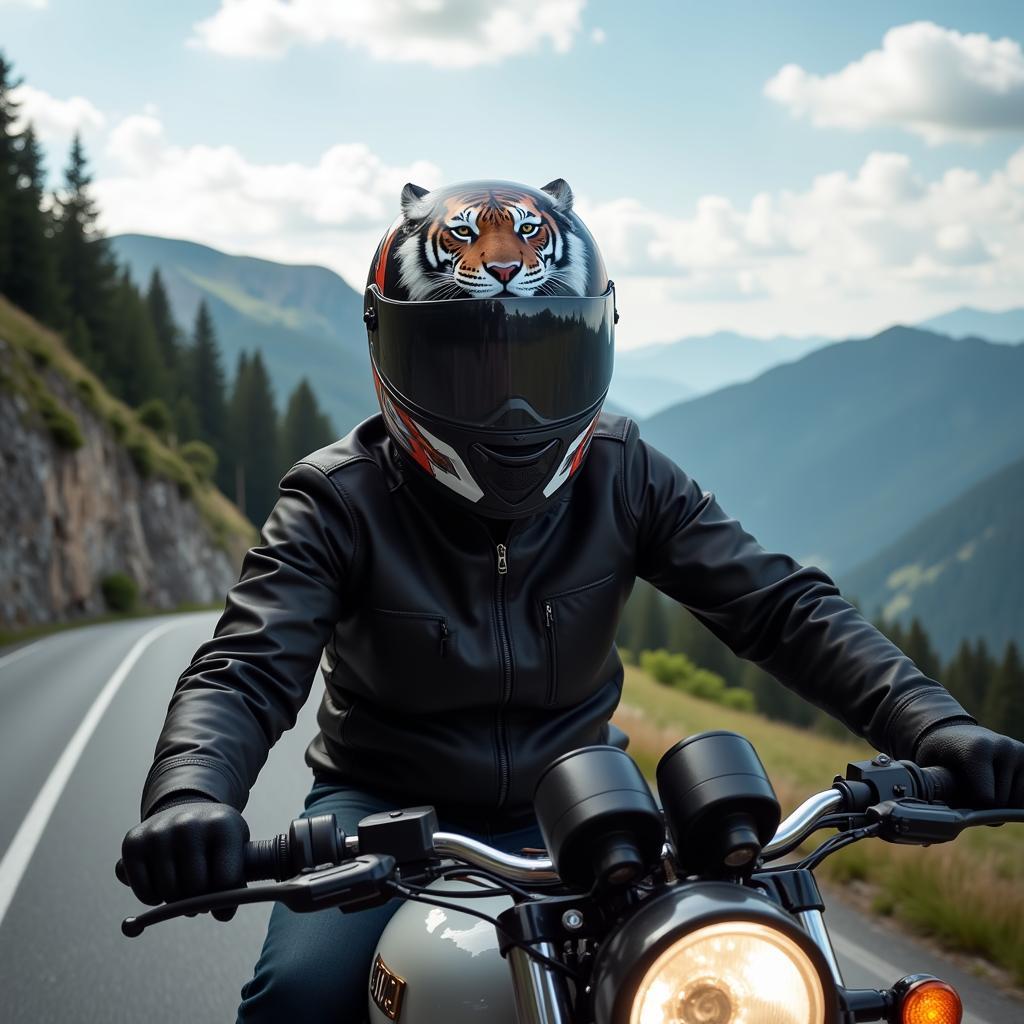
[141,413,971,821]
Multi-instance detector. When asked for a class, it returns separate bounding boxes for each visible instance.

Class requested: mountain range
[612,331,828,416]
[612,306,1024,417]
[840,453,1024,660]
[640,327,1024,574]
[110,234,378,434]
[918,306,1024,344]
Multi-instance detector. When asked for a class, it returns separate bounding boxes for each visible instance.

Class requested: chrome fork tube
[798,908,845,987]
[508,944,574,1024]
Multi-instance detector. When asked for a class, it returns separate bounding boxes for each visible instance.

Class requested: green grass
[0,296,256,562]
[614,666,1024,986]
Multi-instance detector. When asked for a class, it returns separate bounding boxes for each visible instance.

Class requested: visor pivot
[363,306,377,331]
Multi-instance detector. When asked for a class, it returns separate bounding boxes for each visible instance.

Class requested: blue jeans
[236,780,543,1023]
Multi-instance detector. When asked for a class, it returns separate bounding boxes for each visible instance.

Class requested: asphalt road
[0,613,1020,1022]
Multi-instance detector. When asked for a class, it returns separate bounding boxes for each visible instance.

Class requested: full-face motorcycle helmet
[364,178,617,519]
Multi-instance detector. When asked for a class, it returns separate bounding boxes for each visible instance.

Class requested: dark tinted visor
[367,285,616,427]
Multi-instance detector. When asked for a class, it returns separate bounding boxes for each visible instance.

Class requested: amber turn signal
[897,976,963,1024]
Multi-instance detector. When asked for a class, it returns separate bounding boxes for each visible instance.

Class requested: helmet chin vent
[486,440,551,459]
[469,439,562,506]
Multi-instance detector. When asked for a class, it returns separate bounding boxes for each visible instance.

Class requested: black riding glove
[914,721,1024,808]
[120,797,249,920]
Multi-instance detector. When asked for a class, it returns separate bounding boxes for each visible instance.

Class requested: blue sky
[4,0,1024,345]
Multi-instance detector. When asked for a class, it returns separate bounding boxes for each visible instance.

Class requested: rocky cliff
[0,299,256,630]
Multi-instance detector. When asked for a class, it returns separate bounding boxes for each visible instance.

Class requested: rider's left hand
[914,721,1024,808]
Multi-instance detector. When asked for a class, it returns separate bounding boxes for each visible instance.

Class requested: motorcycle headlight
[591,883,837,1024]
[630,920,825,1024]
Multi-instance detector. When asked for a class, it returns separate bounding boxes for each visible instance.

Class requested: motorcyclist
[119,178,1024,1022]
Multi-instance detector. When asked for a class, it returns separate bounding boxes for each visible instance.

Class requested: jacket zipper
[543,601,557,705]
[495,542,512,806]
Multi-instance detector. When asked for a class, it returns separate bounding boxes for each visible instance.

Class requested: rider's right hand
[120,799,249,918]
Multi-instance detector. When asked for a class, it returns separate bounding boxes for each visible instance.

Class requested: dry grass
[614,665,1024,984]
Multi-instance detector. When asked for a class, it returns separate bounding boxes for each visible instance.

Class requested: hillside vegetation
[0,296,254,553]
[841,454,1024,660]
[613,666,1024,985]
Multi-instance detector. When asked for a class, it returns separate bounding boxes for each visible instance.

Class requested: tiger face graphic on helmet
[371,179,605,301]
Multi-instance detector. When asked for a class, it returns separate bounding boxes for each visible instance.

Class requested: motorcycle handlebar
[112,761,966,893]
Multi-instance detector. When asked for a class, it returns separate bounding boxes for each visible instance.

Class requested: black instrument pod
[657,731,781,876]
[534,746,663,890]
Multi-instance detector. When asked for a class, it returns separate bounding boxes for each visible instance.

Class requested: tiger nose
[485,261,522,284]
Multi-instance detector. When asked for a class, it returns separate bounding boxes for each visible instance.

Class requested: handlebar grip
[244,836,290,883]
[919,765,957,804]
[242,814,348,883]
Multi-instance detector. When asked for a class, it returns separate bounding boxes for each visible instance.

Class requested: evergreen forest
[0,52,335,525]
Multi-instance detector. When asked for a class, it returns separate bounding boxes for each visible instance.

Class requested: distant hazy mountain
[608,372,693,418]
[111,234,378,436]
[841,454,1024,659]
[641,327,1024,573]
[917,306,1024,344]
[611,331,829,416]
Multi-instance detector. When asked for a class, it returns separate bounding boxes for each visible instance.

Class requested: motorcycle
[119,730,1024,1023]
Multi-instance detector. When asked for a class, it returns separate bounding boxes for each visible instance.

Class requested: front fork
[507,945,575,1024]
[499,897,588,1024]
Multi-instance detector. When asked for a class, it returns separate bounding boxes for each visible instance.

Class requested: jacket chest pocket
[364,607,454,712]
[538,571,620,707]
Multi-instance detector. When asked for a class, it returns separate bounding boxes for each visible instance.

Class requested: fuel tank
[367,880,518,1024]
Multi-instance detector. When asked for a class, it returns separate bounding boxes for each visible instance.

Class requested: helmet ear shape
[540,178,574,215]
[401,182,431,222]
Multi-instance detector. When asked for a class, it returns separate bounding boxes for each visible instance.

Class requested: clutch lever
[122,854,396,937]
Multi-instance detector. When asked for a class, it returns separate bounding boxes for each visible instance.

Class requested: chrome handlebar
[343,788,846,884]
[761,788,845,860]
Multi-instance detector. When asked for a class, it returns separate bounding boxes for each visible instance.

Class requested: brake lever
[122,854,396,937]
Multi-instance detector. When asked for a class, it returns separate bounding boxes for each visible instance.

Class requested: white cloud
[764,21,1024,143]
[10,84,105,141]
[582,146,1024,343]
[0,0,47,7]
[94,112,442,284]
[190,0,586,67]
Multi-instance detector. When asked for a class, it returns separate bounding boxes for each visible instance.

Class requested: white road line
[831,933,990,1024]
[0,617,188,929]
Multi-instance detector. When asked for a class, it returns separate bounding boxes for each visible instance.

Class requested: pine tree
[106,270,166,406]
[174,394,201,444]
[279,378,334,471]
[621,581,670,654]
[226,350,279,523]
[146,269,180,390]
[5,123,63,321]
[190,300,227,450]
[983,642,1024,740]
[945,638,987,714]
[51,133,118,365]
[0,51,21,288]
[899,617,941,680]
[223,350,250,503]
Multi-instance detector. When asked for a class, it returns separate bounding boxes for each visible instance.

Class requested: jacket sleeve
[140,461,357,818]
[625,428,973,757]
